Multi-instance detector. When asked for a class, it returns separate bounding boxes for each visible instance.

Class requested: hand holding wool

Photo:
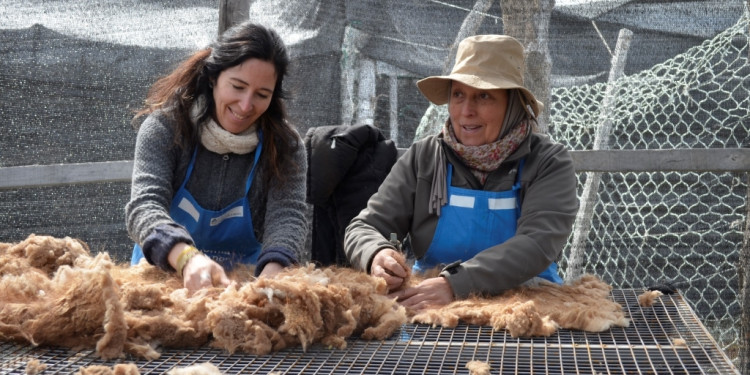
[181,252,231,293]
[370,248,409,291]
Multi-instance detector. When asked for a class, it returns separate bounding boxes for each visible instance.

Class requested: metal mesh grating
[0,289,738,374]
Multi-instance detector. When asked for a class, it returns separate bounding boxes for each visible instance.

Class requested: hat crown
[451,35,525,86]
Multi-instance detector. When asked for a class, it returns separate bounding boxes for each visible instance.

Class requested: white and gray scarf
[191,98,259,155]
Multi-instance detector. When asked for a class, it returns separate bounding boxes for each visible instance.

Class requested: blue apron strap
[514,159,525,217]
[245,130,263,193]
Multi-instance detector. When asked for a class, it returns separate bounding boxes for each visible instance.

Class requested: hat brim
[417,74,543,117]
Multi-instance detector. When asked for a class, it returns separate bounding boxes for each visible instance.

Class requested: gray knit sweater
[125,111,309,274]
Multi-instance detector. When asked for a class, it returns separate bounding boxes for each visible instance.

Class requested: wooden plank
[0,160,133,189]
[1,149,749,190]
[569,148,750,173]
[396,148,750,172]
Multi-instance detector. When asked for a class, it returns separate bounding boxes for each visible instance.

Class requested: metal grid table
[0,289,739,374]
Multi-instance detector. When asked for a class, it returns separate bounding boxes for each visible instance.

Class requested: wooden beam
[1,148,749,190]
[569,148,750,173]
[0,160,133,189]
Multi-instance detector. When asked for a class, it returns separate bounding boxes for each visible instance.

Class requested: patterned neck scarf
[442,119,529,184]
[429,89,534,215]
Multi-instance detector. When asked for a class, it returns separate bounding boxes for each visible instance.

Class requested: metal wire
[0,289,739,375]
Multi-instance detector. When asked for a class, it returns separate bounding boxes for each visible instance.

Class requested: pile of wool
[0,234,406,360]
[410,274,630,337]
[1,234,629,362]
[205,264,407,354]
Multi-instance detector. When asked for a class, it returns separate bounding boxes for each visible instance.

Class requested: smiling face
[448,81,509,146]
[212,58,277,134]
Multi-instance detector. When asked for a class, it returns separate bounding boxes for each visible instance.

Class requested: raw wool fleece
[1,235,628,361]
[0,234,406,359]
[396,248,630,337]
[409,273,630,337]
[411,274,630,337]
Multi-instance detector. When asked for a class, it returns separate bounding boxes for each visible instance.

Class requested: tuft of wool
[25,359,47,375]
[638,290,663,307]
[167,362,222,375]
[466,360,491,375]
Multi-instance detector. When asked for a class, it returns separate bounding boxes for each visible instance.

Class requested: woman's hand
[258,261,284,278]
[169,244,230,293]
[181,253,231,293]
[389,276,454,311]
[371,248,409,291]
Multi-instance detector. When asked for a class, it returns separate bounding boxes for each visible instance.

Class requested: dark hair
[134,22,298,184]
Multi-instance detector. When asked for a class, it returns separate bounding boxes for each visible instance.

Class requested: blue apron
[131,138,263,271]
[413,159,562,284]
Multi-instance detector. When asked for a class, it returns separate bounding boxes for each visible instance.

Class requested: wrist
[174,245,201,277]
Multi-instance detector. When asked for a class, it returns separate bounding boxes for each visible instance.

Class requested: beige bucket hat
[416,34,542,117]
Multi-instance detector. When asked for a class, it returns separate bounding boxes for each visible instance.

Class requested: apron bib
[414,159,562,284]
[131,136,263,271]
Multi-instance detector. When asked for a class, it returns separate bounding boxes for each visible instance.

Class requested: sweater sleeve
[125,113,194,271]
[344,142,420,272]
[255,134,310,275]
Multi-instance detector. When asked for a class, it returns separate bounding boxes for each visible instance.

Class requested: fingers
[371,249,409,291]
[258,262,284,278]
[392,277,455,311]
[397,291,438,311]
[388,285,417,302]
[217,272,232,287]
[182,254,229,293]
[381,255,408,278]
[372,264,404,290]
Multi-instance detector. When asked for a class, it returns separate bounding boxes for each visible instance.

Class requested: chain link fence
[549,10,749,363]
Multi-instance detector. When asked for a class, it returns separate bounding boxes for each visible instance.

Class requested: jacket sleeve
[256,134,310,274]
[125,114,194,270]
[443,141,579,298]
[344,143,420,272]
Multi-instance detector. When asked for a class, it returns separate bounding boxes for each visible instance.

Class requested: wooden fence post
[741,172,750,374]
[218,0,250,35]
[565,28,632,281]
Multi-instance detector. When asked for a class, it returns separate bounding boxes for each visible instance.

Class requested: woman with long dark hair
[126,22,308,292]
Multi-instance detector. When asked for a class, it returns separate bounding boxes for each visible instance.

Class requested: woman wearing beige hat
[344,35,578,310]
